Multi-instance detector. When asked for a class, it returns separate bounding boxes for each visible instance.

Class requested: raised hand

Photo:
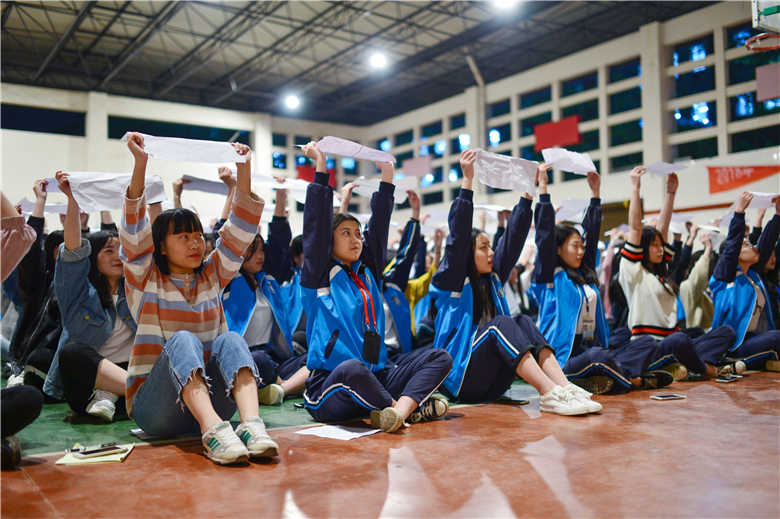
[218,166,236,189]
[33,179,48,201]
[537,162,552,193]
[460,149,476,179]
[302,141,326,171]
[586,170,601,198]
[629,166,646,189]
[666,172,679,195]
[126,132,147,161]
[735,191,754,213]
[407,190,421,220]
[433,227,444,248]
[55,170,74,200]
[172,178,187,199]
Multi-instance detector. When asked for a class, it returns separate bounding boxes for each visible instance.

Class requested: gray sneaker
[717,361,746,377]
[235,418,279,458]
[258,384,285,405]
[85,390,119,422]
[202,421,249,465]
[408,395,449,424]
[369,407,404,432]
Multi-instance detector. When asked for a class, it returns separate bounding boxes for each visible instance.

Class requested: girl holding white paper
[42,171,135,423]
[620,167,738,379]
[429,150,596,415]
[299,141,452,433]
[120,132,278,465]
[531,165,672,394]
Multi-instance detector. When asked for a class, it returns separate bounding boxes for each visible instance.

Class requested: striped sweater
[119,189,262,416]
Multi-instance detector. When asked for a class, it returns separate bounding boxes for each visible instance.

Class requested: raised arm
[581,170,602,271]
[339,182,356,214]
[656,173,678,243]
[749,207,766,244]
[713,191,753,282]
[55,171,82,251]
[533,163,557,284]
[126,133,147,200]
[265,186,294,282]
[17,180,48,298]
[0,192,36,283]
[172,177,185,210]
[301,142,333,289]
[492,210,509,250]
[627,166,646,246]
[755,197,780,271]
[384,190,421,291]
[218,167,237,221]
[362,162,395,283]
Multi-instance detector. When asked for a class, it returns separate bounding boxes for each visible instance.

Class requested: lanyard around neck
[347,269,378,330]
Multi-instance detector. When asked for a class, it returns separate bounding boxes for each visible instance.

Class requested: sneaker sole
[539,405,590,416]
[662,363,688,381]
[247,445,279,458]
[370,409,404,432]
[766,360,780,372]
[204,451,250,465]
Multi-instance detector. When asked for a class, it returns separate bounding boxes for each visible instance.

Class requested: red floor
[3,373,779,518]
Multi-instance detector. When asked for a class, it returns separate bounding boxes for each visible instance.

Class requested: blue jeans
[132,331,258,438]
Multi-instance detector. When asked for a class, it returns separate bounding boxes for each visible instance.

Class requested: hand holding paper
[645,161,688,177]
[541,148,595,175]
[316,136,395,164]
[474,149,537,193]
[121,132,245,164]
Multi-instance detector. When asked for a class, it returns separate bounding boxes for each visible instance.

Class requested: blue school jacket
[430,188,531,397]
[709,212,779,349]
[44,240,137,400]
[301,172,393,373]
[383,217,421,354]
[222,271,292,358]
[264,217,306,333]
[531,195,610,366]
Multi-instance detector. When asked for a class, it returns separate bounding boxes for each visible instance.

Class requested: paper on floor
[294,424,381,440]
[55,444,134,465]
[121,133,246,164]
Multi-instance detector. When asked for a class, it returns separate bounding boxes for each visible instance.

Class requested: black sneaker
[640,370,674,389]
[2,436,21,469]
[408,395,449,424]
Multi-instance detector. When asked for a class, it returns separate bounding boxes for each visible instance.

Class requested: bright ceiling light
[284,94,300,110]
[369,51,388,69]
[492,0,519,9]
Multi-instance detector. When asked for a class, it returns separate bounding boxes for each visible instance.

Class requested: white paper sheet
[181,174,230,196]
[605,224,630,237]
[61,172,166,212]
[541,147,596,175]
[474,149,537,193]
[17,197,68,215]
[43,178,61,194]
[555,198,589,223]
[121,132,246,164]
[353,176,418,204]
[316,136,395,164]
[720,191,780,229]
[645,161,688,177]
[294,425,382,440]
[402,155,432,178]
[474,204,509,214]
[253,173,311,204]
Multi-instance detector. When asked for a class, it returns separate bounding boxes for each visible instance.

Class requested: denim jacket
[43,240,136,400]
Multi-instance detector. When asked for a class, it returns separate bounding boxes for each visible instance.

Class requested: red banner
[534,115,581,152]
[296,165,336,187]
[707,166,780,194]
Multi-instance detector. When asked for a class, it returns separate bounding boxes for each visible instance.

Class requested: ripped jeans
[131,330,258,438]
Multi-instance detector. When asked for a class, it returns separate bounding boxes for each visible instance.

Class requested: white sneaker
[85,390,119,422]
[6,373,24,388]
[235,418,279,458]
[539,386,590,416]
[258,383,285,405]
[202,421,249,465]
[564,383,603,413]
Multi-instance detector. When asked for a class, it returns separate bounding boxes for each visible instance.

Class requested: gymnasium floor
[3,374,779,518]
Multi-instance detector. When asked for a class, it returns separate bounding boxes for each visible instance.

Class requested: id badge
[582,318,595,341]
[362,330,381,364]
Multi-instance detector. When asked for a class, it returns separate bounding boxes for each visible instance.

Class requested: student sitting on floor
[620,166,738,380]
[120,132,277,465]
[223,183,309,406]
[709,192,780,370]
[299,141,452,433]
[532,163,672,394]
[429,150,598,415]
[41,171,136,422]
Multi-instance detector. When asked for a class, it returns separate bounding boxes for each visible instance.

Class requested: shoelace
[417,400,439,419]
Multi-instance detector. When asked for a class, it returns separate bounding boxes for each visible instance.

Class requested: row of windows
[374,113,467,152]
[490,119,643,148]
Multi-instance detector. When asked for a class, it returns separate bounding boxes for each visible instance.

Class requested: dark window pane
[107,115,250,143]
[272,152,287,169]
[610,119,642,146]
[347,203,360,213]
[395,198,411,210]
[488,99,511,118]
[561,71,597,97]
[731,124,780,153]
[421,166,443,187]
[520,86,551,108]
[487,123,511,148]
[296,154,313,166]
[671,101,717,132]
[569,129,599,153]
[609,58,641,83]
[609,86,642,114]
[421,120,442,138]
[1,104,85,136]
[450,133,471,153]
[448,163,463,183]
[450,113,466,130]
[432,139,446,158]
[294,135,311,146]
[520,112,551,137]
[395,150,414,167]
[296,201,305,212]
[728,52,780,85]
[561,99,599,122]
[729,92,780,121]
[377,138,391,152]
[672,137,718,160]
[423,191,443,205]
[672,35,714,66]
[671,66,715,98]
[726,22,760,49]
[272,133,287,147]
[394,129,414,146]
[610,152,643,172]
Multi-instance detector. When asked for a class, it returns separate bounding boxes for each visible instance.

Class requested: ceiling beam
[33,1,94,82]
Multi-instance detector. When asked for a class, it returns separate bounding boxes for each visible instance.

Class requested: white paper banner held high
[474,149,537,193]
[541,147,596,175]
[315,136,395,164]
[121,132,245,164]
[645,161,688,177]
[353,176,417,204]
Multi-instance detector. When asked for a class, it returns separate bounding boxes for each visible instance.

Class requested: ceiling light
[369,52,388,69]
[284,94,300,110]
[491,0,519,9]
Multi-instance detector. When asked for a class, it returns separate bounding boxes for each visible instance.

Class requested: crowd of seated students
[1,138,778,468]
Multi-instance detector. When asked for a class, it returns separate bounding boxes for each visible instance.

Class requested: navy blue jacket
[383,218,421,354]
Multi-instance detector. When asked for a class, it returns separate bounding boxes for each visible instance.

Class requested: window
[296,202,305,213]
[563,160,599,181]
[423,191,444,205]
[450,133,471,153]
[1,104,85,136]
[610,152,642,172]
[421,166,443,187]
[671,66,715,98]
[326,158,335,170]
[727,22,760,49]
[296,154,312,166]
[520,86,552,108]
[294,135,311,146]
[272,152,287,170]
[488,99,511,118]
[395,198,411,210]
[561,99,599,122]
[610,119,642,146]
[272,133,287,147]
[671,35,714,66]
[729,92,780,121]
[609,87,641,114]
[342,157,357,175]
[421,120,442,138]
[561,71,597,97]
[107,115,250,143]
[672,137,718,160]
[419,144,430,156]
[432,139,446,158]
[520,112,551,137]
[609,58,640,83]
[448,163,463,183]
[450,113,466,130]
[487,123,511,148]
[394,130,413,146]
[671,101,717,132]
[395,150,414,168]
[347,203,360,213]
[731,124,780,153]
[377,138,391,151]
[569,129,599,153]
[728,52,780,85]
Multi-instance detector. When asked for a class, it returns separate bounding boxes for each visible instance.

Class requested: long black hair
[640,226,677,295]
[555,224,599,286]
[151,208,205,276]
[43,230,64,284]
[86,231,119,309]
[468,228,497,325]
[239,234,264,291]
[332,212,360,232]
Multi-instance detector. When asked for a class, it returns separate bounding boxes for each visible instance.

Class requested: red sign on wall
[534,115,581,152]
[296,165,336,188]
[707,166,779,194]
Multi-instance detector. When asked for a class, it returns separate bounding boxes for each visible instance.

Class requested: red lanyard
[347,270,377,330]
